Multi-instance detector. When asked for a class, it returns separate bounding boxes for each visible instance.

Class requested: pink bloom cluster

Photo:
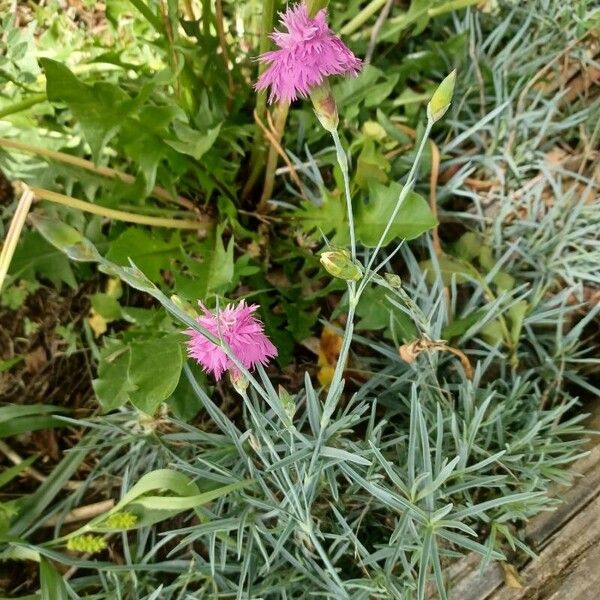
[255,2,362,104]
[185,301,277,380]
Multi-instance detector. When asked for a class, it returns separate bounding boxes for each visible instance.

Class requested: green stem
[359,118,434,296]
[340,0,387,35]
[427,0,481,17]
[201,0,212,37]
[0,94,46,119]
[307,0,328,17]
[31,187,209,231]
[243,0,277,199]
[331,129,356,261]
[0,137,203,215]
[257,102,289,212]
[323,286,356,414]
[129,0,164,32]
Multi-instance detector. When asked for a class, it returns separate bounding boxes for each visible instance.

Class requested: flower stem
[242,0,277,199]
[257,102,289,212]
[0,136,202,214]
[331,129,356,261]
[0,94,46,119]
[359,118,434,295]
[340,0,387,36]
[31,187,209,231]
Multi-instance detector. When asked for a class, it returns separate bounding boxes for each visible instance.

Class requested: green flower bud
[170,294,199,319]
[427,70,456,123]
[310,81,339,133]
[67,534,107,554]
[320,249,363,282]
[384,273,402,288]
[229,370,249,395]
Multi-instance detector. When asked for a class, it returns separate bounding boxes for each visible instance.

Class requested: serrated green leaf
[41,59,138,162]
[165,121,222,160]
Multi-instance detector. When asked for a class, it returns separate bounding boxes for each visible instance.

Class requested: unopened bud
[229,369,249,395]
[320,249,363,282]
[310,81,339,133]
[384,273,402,288]
[170,295,198,319]
[427,70,456,123]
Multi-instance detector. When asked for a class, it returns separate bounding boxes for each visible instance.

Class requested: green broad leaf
[480,318,505,346]
[205,226,234,293]
[90,293,122,321]
[165,121,222,160]
[40,557,69,600]
[0,404,68,439]
[168,366,207,422]
[335,65,383,110]
[453,232,481,261]
[120,103,186,193]
[356,286,417,341]
[442,309,487,339]
[41,59,139,163]
[421,255,481,286]
[132,481,252,512]
[106,228,179,284]
[84,469,251,531]
[355,181,437,247]
[93,343,134,412]
[128,335,183,415]
[9,230,76,288]
[508,300,529,346]
[355,139,390,190]
[297,191,348,245]
[29,213,100,263]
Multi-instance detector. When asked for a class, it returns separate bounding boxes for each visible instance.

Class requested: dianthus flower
[255,2,362,104]
[184,301,277,381]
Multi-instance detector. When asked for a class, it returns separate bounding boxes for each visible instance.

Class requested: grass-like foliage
[0,0,598,598]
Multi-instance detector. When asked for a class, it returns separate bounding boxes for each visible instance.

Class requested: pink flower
[255,3,362,104]
[184,301,278,380]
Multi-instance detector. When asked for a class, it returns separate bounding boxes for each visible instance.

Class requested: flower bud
[170,294,199,319]
[427,70,456,123]
[229,369,249,395]
[384,273,402,288]
[310,81,339,133]
[320,249,363,282]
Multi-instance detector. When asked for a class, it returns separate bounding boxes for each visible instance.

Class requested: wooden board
[440,443,600,600]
